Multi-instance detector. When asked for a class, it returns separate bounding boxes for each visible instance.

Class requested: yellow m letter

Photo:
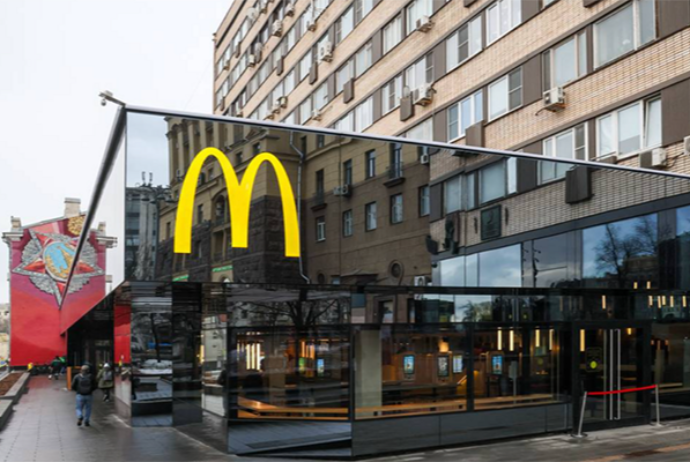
[174,147,300,257]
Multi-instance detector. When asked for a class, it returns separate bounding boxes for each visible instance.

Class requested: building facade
[64,106,690,457]
[1,199,112,366]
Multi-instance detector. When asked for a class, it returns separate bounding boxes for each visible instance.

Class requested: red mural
[9,216,106,366]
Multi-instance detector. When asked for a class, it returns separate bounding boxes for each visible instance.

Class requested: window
[336,59,354,93]
[343,159,353,185]
[480,161,506,204]
[487,0,521,44]
[383,15,403,54]
[478,244,521,287]
[355,41,373,78]
[253,143,262,156]
[406,0,433,35]
[543,32,587,90]
[390,142,403,174]
[391,194,404,224]
[343,210,353,237]
[316,169,325,198]
[448,90,483,140]
[444,176,462,214]
[335,112,354,131]
[382,75,403,115]
[446,15,482,71]
[300,98,313,124]
[366,150,376,178]
[299,52,312,82]
[583,214,658,288]
[406,118,433,142]
[355,97,373,132]
[316,217,326,242]
[594,0,655,68]
[419,185,430,217]
[197,204,204,224]
[596,97,661,158]
[355,0,374,22]
[404,54,433,91]
[540,124,586,183]
[317,134,326,149]
[488,68,522,120]
[166,222,171,240]
[313,82,329,110]
[335,7,354,43]
[365,202,377,231]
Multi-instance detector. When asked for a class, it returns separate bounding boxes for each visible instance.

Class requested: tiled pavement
[0,376,238,462]
[3,376,690,461]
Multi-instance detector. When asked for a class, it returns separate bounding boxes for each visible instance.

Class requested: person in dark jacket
[49,356,61,380]
[71,365,96,426]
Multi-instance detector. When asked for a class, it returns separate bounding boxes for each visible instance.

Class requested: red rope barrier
[587,385,657,396]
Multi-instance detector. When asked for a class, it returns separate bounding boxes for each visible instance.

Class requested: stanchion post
[572,391,588,439]
[652,385,662,427]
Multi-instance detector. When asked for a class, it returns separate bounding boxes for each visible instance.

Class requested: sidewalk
[0,376,236,462]
[3,377,690,462]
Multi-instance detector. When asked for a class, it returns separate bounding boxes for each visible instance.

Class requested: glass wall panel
[355,326,468,419]
[583,214,658,289]
[473,327,562,410]
[479,244,521,287]
[652,323,690,419]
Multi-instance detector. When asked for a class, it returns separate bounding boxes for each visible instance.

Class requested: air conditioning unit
[259,0,268,13]
[416,16,433,32]
[420,152,430,165]
[640,148,668,169]
[413,83,434,106]
[684,136,690,156]
[318,41,333,62]
[414,275,430,286]
[247,7,259,23]
[285,2,295,16]
[271,19,283,37]
[222,60,230,71]
[271,101,282,114]
[543,87,566,112]
[306,17,317,31]
[277,96,288,108]
[333,184,351,197]
[312,108,322,121]
[264,111,275,120]
[248,53,258,67]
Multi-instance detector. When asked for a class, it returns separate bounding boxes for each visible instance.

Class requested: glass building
[62,106,690,458]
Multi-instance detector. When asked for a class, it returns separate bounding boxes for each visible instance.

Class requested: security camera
[98,90,125,107]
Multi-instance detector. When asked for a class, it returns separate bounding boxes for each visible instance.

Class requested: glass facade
[62,108,690,458]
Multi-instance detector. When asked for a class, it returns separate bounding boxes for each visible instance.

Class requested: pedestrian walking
[96,363,114,402]
[71,365,95,427]
[49,356,61,380]
[59,356,67,376]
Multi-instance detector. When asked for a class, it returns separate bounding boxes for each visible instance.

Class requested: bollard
[571,391,588,439]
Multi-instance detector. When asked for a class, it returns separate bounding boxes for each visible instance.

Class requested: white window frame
[487,0,522,45]
[316,217,326,242]
[544,31,587,90]
[448,90,483,141]
[313,82,329,110]
[343,210,353,237]
[406,0,433,35]
[366,150,376,178]
[594,0,656,69]
[446,15,483,72]
[355,41,373,78]
[391,194,404,224]
[382,74,403,114]
[540,123,587,184]
[419,185,430,217]
[383,15,403,54]
[355,97,374,132]
[336,6,355,43]
[595,97,662,160]
[336,59,354,93]
[365,202,378,231]
[488,68,522,121]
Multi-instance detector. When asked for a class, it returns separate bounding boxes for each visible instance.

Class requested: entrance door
[576,324,650,430]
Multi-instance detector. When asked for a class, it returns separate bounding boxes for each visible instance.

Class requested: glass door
[576,324,650,430]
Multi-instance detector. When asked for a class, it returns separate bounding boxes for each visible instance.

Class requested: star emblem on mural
[13,230,103,305]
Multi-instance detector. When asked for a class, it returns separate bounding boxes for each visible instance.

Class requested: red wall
[8,217,105,366]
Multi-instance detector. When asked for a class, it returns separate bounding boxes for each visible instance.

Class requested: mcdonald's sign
[174,147,300,257]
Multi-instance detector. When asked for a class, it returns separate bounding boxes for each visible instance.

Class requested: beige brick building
[211,0,690,292]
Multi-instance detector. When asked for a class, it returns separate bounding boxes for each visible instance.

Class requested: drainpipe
[290,131,311,284]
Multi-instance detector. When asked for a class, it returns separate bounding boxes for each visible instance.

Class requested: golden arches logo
[174,147,300,257]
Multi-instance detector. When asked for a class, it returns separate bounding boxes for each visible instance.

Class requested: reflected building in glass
[61,106,690,458]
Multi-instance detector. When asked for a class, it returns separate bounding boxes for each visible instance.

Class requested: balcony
[384,162,405,187]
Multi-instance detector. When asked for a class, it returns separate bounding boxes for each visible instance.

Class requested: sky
[0,0,233,303]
